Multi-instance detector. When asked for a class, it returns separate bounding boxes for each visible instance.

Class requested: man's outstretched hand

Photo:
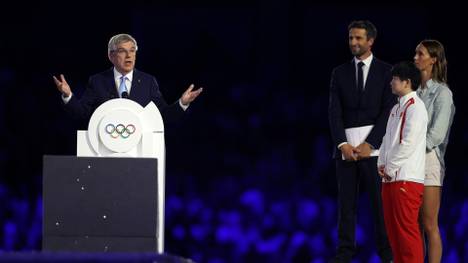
[53,74,72,97]
[181,84,203,105]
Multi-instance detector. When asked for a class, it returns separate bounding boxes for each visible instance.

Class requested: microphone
[121,91,129,99]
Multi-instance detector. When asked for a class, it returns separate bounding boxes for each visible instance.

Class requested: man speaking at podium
[53,33,202,123]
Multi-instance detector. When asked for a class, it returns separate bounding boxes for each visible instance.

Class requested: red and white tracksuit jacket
[377,91,428,183]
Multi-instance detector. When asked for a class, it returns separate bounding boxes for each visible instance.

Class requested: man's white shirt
[353,53,373,89]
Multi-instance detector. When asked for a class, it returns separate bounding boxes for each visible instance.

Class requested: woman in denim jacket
[414,39,455,263]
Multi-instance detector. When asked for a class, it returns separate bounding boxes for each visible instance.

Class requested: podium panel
[43,155,158,252]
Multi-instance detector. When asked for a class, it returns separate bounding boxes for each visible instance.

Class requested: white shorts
[424,150,445,186]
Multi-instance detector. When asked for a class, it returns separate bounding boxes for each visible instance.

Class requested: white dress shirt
[113,67,133,95]
[353,53,373,89]
[377,91,428,183]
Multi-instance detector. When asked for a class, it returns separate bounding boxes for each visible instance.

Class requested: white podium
[76,98,166,253]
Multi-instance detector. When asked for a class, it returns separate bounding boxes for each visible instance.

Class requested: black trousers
[335,157,392,261]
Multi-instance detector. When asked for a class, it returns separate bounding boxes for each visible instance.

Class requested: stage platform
[0,252,195,263]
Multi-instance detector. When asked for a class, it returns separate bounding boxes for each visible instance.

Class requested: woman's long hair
[420,39,448,83]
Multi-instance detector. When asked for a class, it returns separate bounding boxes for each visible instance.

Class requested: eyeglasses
[112,48,137,56]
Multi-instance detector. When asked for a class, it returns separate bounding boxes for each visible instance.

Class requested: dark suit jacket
[65,68,185,124]
[328,57,396,158]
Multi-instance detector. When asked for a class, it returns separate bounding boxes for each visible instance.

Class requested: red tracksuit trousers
[382,181,424,263]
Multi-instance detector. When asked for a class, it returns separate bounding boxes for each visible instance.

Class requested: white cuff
[179,99,189,111]
[337,142,348,149]
[62,93,73,104]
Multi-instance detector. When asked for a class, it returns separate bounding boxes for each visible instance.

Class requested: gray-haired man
[53,33,202,122]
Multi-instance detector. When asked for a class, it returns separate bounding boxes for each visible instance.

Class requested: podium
[43,99,166,253]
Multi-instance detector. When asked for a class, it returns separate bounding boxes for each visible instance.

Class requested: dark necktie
[357,61,365,92]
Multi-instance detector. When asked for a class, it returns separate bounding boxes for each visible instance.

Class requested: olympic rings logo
[105,124,136,139]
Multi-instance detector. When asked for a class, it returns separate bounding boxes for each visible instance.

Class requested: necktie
[119,76,128,98]
[357,61,365,92]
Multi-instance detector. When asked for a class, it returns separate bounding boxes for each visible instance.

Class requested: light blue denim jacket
[416,79,455,169]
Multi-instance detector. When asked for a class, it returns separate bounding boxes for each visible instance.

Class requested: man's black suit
[328,57,395,262]
[65,68,185,124]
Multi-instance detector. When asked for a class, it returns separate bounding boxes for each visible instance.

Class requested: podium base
[42,155,160,252]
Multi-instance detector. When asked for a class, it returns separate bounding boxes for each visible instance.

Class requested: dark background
[1,1,467,262]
